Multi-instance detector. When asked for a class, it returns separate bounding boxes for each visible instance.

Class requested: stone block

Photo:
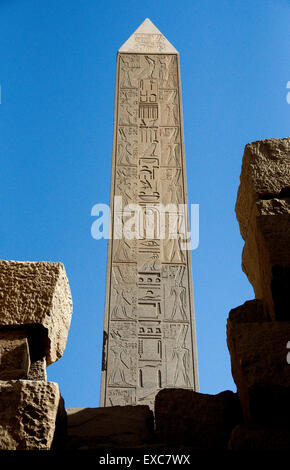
[0,260,73,364]
[236,137,290,239]
[66,405,154,449]
[27,357,47,381]
[155,389,242,449]
[51,396,67,450]
[236,138,290,320]
[227,299,269,326]
[228,424,290,450]
[243,199,290,319]
[0,380,60,450]
[0,330,30,380]
[227,320,290,423]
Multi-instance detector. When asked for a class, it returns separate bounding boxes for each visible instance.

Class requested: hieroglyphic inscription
[101,27,198,408]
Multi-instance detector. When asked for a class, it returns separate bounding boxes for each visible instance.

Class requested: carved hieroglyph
[100,19,199,408]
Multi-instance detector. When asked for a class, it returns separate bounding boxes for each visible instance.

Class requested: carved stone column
[100,19,199,408]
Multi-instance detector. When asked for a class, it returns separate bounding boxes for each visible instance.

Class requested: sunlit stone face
[100,19,198,409]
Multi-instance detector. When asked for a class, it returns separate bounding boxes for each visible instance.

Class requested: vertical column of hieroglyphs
[104,54,139,407]
[136,55,162,407]
[159,55,196,405]
[134,54,196,408]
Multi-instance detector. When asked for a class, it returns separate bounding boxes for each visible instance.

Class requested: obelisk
[100,19,199,408]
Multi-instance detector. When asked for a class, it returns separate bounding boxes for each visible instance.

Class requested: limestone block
[66,405,154,449]
[0,380,60,450]
[228,424,290,451]
[241,199,290,297]
[254,199,290,319]
[51,396,67,450]
[227,299,269,326]
[0,260,73,364]
[27,357,47,381]
[236,138,290,319]
[236,137,290,239]
[154,389,242,449]
[227,320,290,423]
[0,330,30,380]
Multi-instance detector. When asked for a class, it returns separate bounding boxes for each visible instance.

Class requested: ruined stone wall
[226,137,290,450]
[0,261,72,450]
[1,137,289,451]
[65,136,290,452]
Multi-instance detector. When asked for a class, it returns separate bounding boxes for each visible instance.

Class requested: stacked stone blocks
[227,137,290,449]
[0,261,72,450]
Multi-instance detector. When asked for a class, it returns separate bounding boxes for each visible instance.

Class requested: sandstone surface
[0,330,30,380]
[228,424,290,450]
[227,320,290,423]
[0,260,73,364]
[235,139,290,320]
[0,380,60,450]
[155,389,242,449]
[66,405,154,449]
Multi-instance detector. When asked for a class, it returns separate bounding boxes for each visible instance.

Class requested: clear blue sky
[0,0,289,408]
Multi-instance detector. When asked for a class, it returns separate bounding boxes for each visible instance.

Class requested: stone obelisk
[100,19,199,408]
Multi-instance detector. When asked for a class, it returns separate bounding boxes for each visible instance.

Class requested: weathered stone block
[236,138,290,320]
[243,200,290,319]
[0,260,73,364]
[227,320,290,423]
[0,380,60,450]
[0,330,30,380]
[27,357,47,381]
[228,424,290,450]
[227,299,269,326]
[66,405,154,449]
[51,396,67,450]
[155,389,242,449]
[236,137,290,239]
